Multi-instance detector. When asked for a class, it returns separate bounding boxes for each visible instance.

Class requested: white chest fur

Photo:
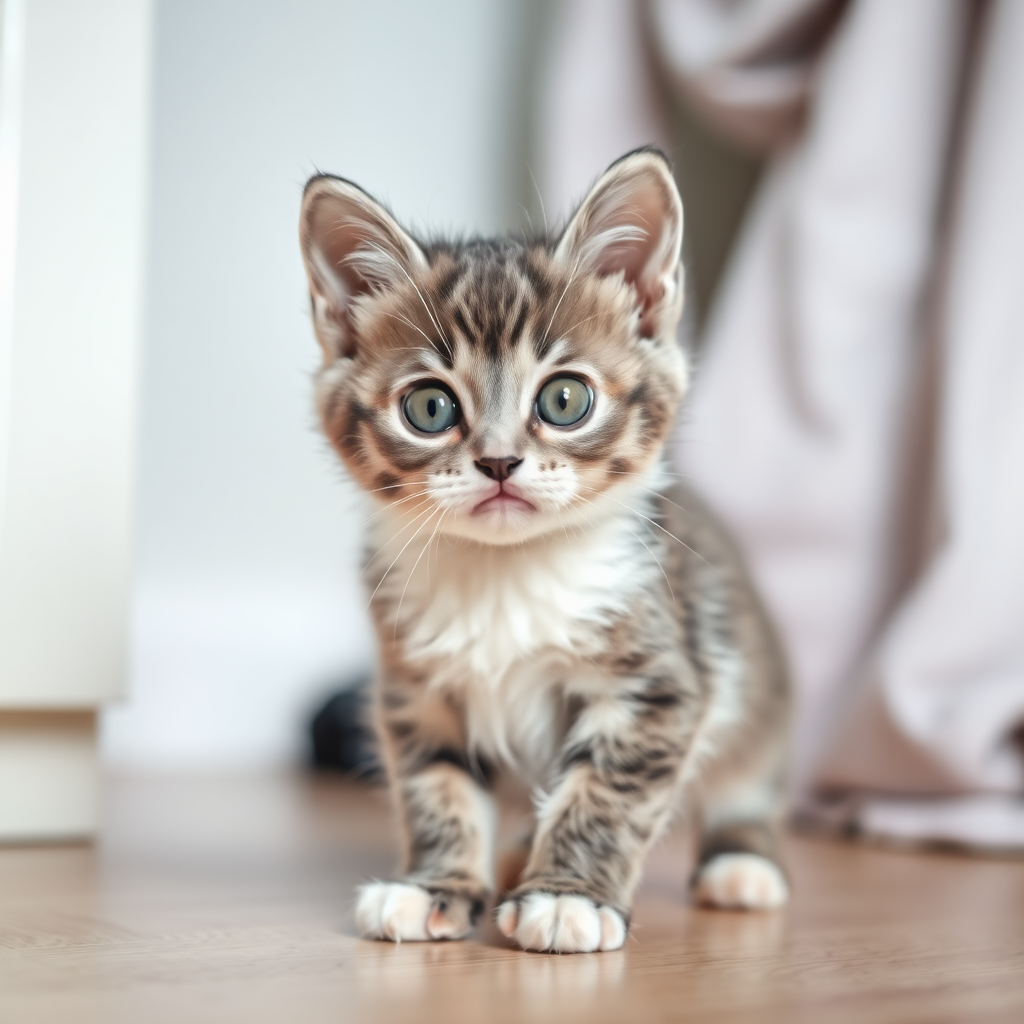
[369,510,658,768]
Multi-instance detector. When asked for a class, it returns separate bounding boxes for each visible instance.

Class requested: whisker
[634,528,675,601]
[569,490,675,600]
[557,504,581,547]
[542,253,582,347]
[517,202,534,234]
[527,162,549,237]
[366,505,440,605]
[602,476,697,519]
[582,486,710,566]
[554,312,602,339]
[362,491,433,525]
[426,505,450,583]
[362,478,425,496]
[377,309,437,349]
[368,507,434,562]
[358,242,454,358]
[563,490,609,546]
[393,505,448,638]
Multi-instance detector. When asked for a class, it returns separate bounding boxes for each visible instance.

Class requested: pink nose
[474,457,522,482]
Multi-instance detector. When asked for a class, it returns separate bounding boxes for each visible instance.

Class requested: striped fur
[299,150,791,953]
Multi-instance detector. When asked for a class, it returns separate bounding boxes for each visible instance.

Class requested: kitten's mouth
[472,485,536,516]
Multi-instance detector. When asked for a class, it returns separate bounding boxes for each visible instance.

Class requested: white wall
[103,0,537,767]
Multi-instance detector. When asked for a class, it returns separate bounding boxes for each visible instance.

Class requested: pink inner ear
[301,178,429,362]
[593,187,668,281]
[305,186,425,306]
[591,229,653,283]
[309,208,375,299]
[589,218,669,338]
[575,174,679,338]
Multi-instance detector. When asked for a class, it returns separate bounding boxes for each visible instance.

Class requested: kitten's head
[299,149,688,546]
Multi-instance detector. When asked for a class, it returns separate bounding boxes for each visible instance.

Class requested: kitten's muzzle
[472,475,535,516]
[474,457,522,481]
[472,489,535,516]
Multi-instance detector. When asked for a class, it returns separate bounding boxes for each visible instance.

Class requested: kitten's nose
[474,456,522,482]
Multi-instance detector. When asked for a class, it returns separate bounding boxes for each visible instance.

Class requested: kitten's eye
[403,383,459,434]
[537,376,592,427]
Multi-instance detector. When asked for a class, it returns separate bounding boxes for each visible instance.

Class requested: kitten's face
[300,151,687,546]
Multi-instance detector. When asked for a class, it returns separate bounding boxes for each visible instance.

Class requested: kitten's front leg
[356,679,495,943]
[497,676,695,954]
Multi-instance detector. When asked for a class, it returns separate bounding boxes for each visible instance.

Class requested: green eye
[403,383,459,433]
[537,376,592,427]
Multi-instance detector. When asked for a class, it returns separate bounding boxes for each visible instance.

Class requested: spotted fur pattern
[299,150,790,953]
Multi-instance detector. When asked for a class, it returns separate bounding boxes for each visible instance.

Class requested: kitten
[298,149,790,954]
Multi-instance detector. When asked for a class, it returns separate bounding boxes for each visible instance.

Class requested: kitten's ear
[299,175,428,361]
[555,149,684,340]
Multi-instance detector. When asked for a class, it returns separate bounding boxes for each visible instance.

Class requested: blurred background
[2,0,1022,851]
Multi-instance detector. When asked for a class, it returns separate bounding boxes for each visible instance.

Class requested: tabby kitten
[299,149,790,954]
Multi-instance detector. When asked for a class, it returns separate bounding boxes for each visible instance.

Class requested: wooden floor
[1,773,1022,1023]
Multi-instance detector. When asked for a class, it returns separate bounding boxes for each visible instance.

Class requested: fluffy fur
[299,149,790,954]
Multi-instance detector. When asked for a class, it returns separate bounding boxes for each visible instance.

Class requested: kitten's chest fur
[368,510,659,768]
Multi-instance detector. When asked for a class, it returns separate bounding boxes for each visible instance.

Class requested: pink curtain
[540,0,1024,851]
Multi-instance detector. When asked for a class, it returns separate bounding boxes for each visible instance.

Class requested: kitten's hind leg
[692,776,789,911]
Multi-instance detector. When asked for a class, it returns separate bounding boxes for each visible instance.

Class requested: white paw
[694,853,789,910]
[356,881,431,941]
[496,892,626,953]
[355,881,478,942]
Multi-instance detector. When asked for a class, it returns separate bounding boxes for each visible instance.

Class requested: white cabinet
[0,0,152,839]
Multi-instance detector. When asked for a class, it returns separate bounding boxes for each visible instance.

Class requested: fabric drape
[540,0,1024,850]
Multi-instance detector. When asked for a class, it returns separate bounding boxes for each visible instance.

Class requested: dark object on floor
[309,680,382,780]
